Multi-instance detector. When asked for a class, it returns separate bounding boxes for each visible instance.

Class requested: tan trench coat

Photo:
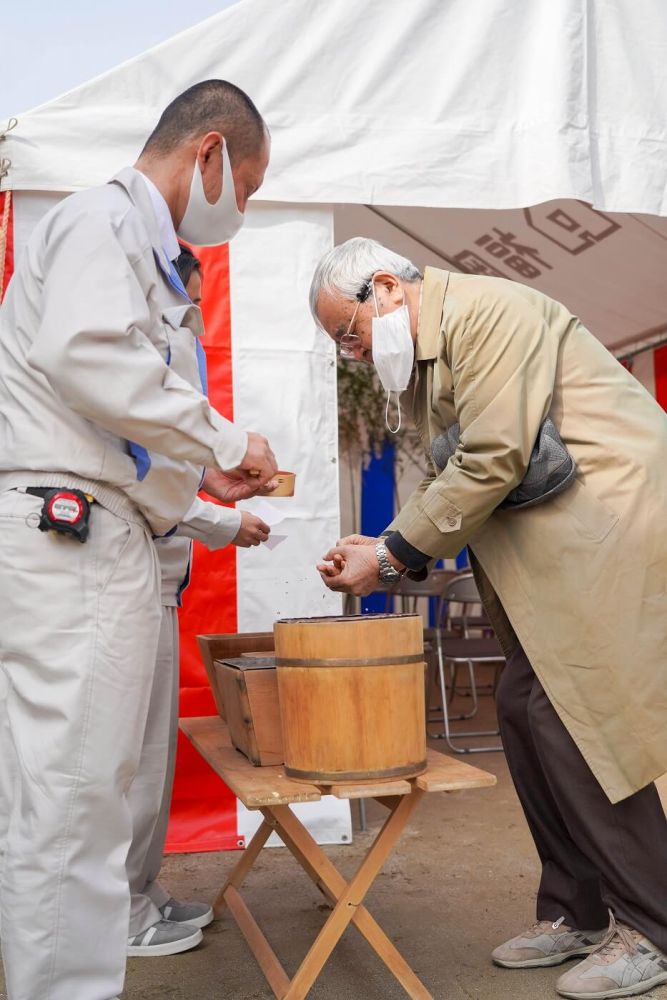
[389,267,667,803]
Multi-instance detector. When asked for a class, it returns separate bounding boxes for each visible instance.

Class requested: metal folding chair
[384,567,459,620]
[382,569,459,705]
[430,573,505,754]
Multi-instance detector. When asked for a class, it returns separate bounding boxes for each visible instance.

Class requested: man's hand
[337,533,377,546]
[317,543,382,596]
[202,467,278,503]
[232,511,270,548]
[234,431,278,487]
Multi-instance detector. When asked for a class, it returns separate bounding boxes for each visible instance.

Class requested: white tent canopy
[4,0,667,213]
[4,0,667,358]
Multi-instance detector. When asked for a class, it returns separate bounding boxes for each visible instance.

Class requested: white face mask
[370,279,415,433]
[177,138,244,247]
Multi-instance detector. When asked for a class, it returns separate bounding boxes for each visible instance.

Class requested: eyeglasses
[338,279,372,360]
[339,300,362,359]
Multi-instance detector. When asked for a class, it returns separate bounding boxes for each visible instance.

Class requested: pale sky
[1,0,240,120]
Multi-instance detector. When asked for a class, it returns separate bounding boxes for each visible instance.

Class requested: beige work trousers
[126,605,180,935]
[0,489,160,1000]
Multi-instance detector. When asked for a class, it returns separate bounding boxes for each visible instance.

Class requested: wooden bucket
[274,614,427,783]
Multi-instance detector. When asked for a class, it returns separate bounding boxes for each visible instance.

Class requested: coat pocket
[422,491,463,533]
[95,514,134,593]
[550,478,619,544]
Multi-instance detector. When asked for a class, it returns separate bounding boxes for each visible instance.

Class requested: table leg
[213,818,273,916]
[224,884,291,998]
[268,792,431,1000]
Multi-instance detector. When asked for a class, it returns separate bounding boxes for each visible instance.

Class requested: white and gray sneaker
[556,912,667,999]
[127,919,203,957]
[492,916,608,968]
[159,896,214,929]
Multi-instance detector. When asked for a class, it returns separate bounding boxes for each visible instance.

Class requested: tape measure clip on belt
[26,487,95,543]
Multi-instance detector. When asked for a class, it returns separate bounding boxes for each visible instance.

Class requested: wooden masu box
[197,632,282,767]
[213,656,284,767]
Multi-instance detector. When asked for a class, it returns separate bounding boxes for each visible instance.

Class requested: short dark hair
[141,80,266,164]
[176,243,201,288]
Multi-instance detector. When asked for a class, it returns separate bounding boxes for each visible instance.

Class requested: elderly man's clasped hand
[317,533,384,595]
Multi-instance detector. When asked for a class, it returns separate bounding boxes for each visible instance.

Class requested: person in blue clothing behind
[125,244,273,958]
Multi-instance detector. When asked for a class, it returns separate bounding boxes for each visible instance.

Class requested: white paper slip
[247,498,287,527]
[263,534,287,550]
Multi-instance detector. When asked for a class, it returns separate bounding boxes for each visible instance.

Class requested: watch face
[380,565,400,583]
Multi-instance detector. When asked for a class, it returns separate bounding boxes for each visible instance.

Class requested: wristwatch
[375,541,403,584]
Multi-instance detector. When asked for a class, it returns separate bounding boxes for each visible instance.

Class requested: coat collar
[108,166,173,275]
[415,266,451,361]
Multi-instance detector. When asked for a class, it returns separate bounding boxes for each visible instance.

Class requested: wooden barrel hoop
[275,653,424,668]
[285,760,428,782]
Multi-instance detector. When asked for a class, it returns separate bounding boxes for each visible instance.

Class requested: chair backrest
[444,572,482,605]
[389,567,457,599]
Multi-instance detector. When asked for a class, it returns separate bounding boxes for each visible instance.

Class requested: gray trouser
[496,643,667,952]
[0,489,161,1000]
[126,605,180,936]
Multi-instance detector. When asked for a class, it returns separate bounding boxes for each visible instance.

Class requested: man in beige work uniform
[311,237,667,1000]
[0,81,276,1000]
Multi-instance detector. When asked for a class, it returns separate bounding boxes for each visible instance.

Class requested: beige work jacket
[0,167,247,535]
[390,267,667,803]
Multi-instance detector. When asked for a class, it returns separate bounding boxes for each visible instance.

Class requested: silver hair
[309,237,422,325]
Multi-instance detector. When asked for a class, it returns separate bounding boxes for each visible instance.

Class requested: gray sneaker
[127,919,203,957]
[556,912,667,999]
[493,916,608,968]
[159,896,214,928]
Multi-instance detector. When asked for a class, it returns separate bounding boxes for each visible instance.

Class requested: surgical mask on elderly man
[370,279,414,433]
[177,138,244,246]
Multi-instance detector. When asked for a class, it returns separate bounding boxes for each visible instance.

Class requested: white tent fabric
[4,0,666,356]
[4,0,667,215]
[227,202,341,629]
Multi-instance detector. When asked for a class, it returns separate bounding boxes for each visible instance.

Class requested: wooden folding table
[181,716,496,1000]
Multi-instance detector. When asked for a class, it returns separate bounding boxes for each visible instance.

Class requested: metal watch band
[375,541,402,583]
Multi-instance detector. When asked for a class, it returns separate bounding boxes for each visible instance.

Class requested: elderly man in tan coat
[311,237,667,1000]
